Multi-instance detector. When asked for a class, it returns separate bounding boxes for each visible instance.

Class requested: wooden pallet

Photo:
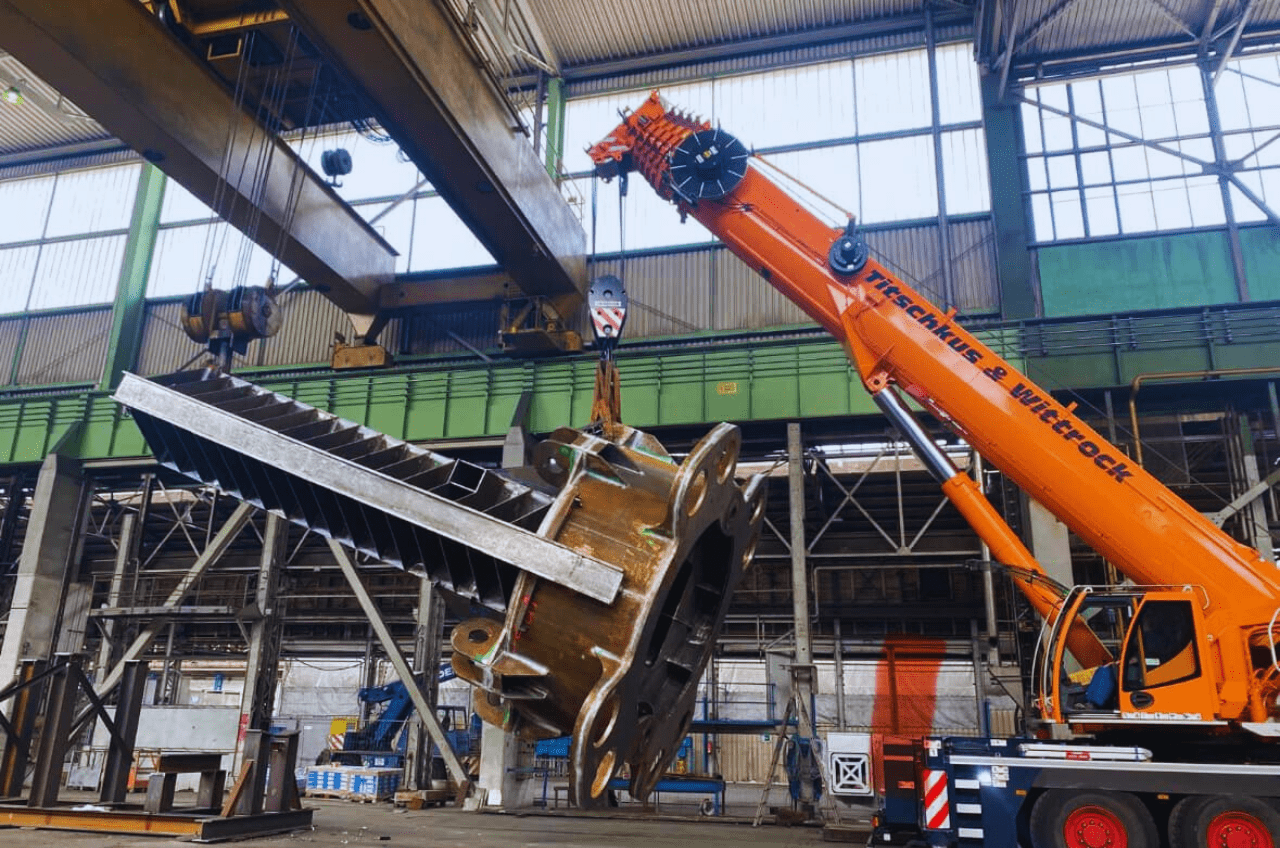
[304,789,351,800]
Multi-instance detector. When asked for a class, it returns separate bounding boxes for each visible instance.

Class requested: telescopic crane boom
[588,93,1280,733]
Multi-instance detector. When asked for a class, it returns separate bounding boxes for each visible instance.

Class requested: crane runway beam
[276,0,587,313]
[0,0,395,326]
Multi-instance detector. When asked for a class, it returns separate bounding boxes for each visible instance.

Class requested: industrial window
[297,128,494,274]
[562,44,989,254]
[0,163,138,314]
[1021,54,1280,243]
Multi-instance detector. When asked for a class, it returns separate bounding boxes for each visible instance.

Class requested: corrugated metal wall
[0,318,22,384]
[11,307,111,385]
[6,215,996,385]
[394,219,997,354]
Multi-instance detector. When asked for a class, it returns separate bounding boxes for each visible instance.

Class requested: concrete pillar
[1024,496,1075,588]
[0,454,86,683]
[476,722,531,809]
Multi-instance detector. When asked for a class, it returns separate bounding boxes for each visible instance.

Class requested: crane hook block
[587,274,628,346]
[668,128,749,200]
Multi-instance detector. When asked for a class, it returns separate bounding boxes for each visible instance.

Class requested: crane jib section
[587,92,1280,637]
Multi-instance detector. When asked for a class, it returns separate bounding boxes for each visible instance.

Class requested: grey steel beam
[381,271,513,309]
[786,423,814,742]
[1212,462,1280,527]
[277,0,587,313]
[239,515,286,735]
[1214,0,1257,84]
[114,373,623,605]
[0,0,395,328]
[328,538,469,790]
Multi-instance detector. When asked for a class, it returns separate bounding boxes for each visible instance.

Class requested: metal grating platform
[113,369,622,609]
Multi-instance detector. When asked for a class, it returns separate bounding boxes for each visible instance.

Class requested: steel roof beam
[277,0,587,314]
[0,0,395,329]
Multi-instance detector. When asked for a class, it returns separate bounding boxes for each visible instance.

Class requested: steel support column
[404,579,444,791]
[786,423,814,737]
[99,660,147,804]
[544,76,567,179]
[0,660,44,798]
[1202,64,1252,302]
[277,0,587,313]
[94,502,254,698]
[925,7,955,308]
[327,539,469,789]
[0,454,86,685]
[979,73,1037,319]
[28,656,79,808]
[101,165,165,390]
[95,513,137,678]
[236,517,286,763]
[0,0,396,328]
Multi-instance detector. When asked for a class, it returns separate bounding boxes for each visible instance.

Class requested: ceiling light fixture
[2,83,24,106]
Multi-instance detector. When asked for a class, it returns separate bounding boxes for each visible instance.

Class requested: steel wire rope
[199,30,255,294]
[232,27,301,291]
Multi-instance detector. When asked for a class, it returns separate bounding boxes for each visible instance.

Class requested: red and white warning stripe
[922,768,951,830]
[329,734,345,751]
[591,306,625,338]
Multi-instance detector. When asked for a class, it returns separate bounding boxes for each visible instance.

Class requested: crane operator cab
[1035,586,1221,729]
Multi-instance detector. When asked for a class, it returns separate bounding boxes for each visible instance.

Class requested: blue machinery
[340,666,473,767]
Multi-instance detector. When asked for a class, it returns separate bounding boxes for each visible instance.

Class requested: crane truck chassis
[588,93,1280,848]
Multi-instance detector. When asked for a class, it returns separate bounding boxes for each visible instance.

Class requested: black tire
[1030,789,1159,848]
[1177,795,1280,848]
[1167,795,1207,848]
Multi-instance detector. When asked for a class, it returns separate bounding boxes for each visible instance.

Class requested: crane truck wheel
[1030,789,1159,848]
[1168,794,1280,848]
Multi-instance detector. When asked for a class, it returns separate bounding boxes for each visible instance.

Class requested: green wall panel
[1241,226,1280,301]
[1038,231,1237,318]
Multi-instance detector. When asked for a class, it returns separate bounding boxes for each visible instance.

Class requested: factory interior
[0,1,1278,846]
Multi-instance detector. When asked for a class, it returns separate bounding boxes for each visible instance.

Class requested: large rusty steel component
[453,423,763,806]
[113,370,763,807]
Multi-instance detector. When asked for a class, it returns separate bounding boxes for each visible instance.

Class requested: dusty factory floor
[0,796,844,848]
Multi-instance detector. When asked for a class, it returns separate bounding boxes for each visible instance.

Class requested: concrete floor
[0,798,837,848]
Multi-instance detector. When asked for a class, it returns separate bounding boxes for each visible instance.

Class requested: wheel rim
[1206,811,1274,848]
[1064,804,1129,848]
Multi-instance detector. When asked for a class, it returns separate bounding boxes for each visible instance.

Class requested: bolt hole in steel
[715,442,737,484]
[591,750,617,799]
[593,696,621,748]
[685,468,708,517]
[468,628,489,645]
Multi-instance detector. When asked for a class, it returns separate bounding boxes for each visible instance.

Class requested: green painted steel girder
[102,165,166,390]
[979,73,1037,320]
[3,302,1280,468]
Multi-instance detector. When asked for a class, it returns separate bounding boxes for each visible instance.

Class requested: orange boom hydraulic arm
[588,92,1280,726]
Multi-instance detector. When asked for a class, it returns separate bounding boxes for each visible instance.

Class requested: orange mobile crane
[589,93,1280,848]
